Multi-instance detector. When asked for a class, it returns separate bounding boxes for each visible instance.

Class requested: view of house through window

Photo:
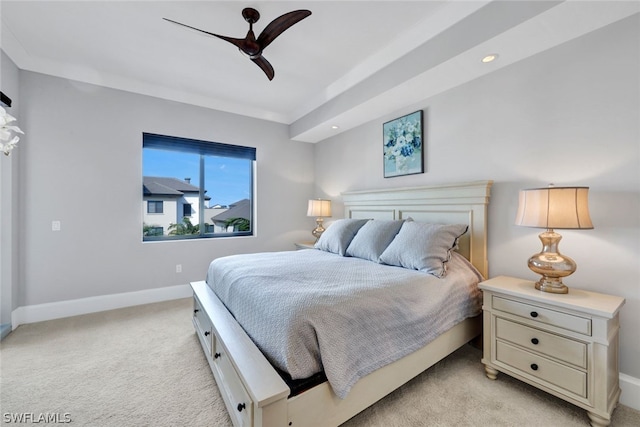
[142,133,255,241]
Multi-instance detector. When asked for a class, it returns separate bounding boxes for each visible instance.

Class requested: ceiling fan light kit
[164,7,311,80]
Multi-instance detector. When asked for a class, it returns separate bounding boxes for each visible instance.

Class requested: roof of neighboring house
[211,199,250,222]
[143,177,210,200]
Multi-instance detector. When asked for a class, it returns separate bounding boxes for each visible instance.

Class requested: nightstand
[479,276,625,427]
[294,241,316,250]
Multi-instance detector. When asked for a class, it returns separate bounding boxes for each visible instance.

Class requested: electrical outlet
[52,221,61,231]
[176,264,182,273]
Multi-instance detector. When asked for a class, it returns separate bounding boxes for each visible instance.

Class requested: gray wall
[17,71,315,306]
[313,17,640,378]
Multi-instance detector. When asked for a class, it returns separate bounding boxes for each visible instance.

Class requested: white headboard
[342,181,493,278]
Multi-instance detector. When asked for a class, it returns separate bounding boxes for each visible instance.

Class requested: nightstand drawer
[496,317,587,368]
[493,296,591,336]
[496,341,587,398]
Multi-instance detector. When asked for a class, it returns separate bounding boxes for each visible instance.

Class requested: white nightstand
[479,276,625,427]
[294,241,316,250]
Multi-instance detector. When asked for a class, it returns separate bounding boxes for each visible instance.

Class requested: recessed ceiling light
[331,125,340,130]
[481,54,499,63]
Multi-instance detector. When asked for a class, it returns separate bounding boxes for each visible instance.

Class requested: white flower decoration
[0,106,24,156]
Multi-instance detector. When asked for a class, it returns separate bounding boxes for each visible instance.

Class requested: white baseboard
[620,373,640,411]
[12,284,192,329]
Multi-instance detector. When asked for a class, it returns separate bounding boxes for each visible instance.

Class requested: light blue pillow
[379,222,468,278]
[314,219,369,256]
[345,220,404,262]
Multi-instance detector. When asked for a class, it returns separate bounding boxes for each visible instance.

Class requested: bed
[191,180,492,427]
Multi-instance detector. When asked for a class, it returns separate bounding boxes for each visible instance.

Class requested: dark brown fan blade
[257,10,311,50]
[163,18,246,51]
[252,56,275,81]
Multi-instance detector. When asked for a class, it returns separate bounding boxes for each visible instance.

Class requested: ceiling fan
[164,8,312,81]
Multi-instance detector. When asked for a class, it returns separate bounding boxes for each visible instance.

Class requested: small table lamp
[307,199,331,242]
[515,186,593,294]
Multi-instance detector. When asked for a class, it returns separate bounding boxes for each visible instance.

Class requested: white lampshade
[307,199,332,218]
[515,186,593,230]
[515,186,593,294]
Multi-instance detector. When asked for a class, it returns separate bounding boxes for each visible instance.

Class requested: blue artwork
[383,110,424,178]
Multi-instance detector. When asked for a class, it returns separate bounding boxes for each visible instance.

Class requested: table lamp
[515,185,593,294]
[307,199,331,242]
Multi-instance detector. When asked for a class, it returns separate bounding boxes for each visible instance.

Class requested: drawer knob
[214,352,221,359]
[530,311,539,318]
[204,331,210,337]
[531,338,539,345]
[530,363,539,371]
[237,403,246,412]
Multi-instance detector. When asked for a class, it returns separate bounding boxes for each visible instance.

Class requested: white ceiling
[2,1,639,142]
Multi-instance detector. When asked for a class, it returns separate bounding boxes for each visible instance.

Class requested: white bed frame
[191,180,492,427]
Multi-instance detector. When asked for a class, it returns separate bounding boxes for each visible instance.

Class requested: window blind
[143,133,256,160]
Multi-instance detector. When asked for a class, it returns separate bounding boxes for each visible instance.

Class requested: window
[147,201,163,214]
[142,133,256,241]
[144,226,164,237]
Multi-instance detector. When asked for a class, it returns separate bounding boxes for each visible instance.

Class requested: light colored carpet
[1,298,638,427]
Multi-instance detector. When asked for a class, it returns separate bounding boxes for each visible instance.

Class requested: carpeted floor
[1,298,638,426]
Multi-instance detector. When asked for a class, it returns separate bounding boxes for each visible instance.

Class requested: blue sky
[143,149,251,207]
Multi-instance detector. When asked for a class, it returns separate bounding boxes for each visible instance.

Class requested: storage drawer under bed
[211,342,254,427]
[192,292,255,427]
[193,296,213,355]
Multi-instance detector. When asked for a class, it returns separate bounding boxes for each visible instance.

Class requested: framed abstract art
[383,110,424,178]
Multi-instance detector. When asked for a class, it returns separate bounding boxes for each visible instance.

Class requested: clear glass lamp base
[311,218,325,243]
[534,277,570,294]
[528,230,576,294]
